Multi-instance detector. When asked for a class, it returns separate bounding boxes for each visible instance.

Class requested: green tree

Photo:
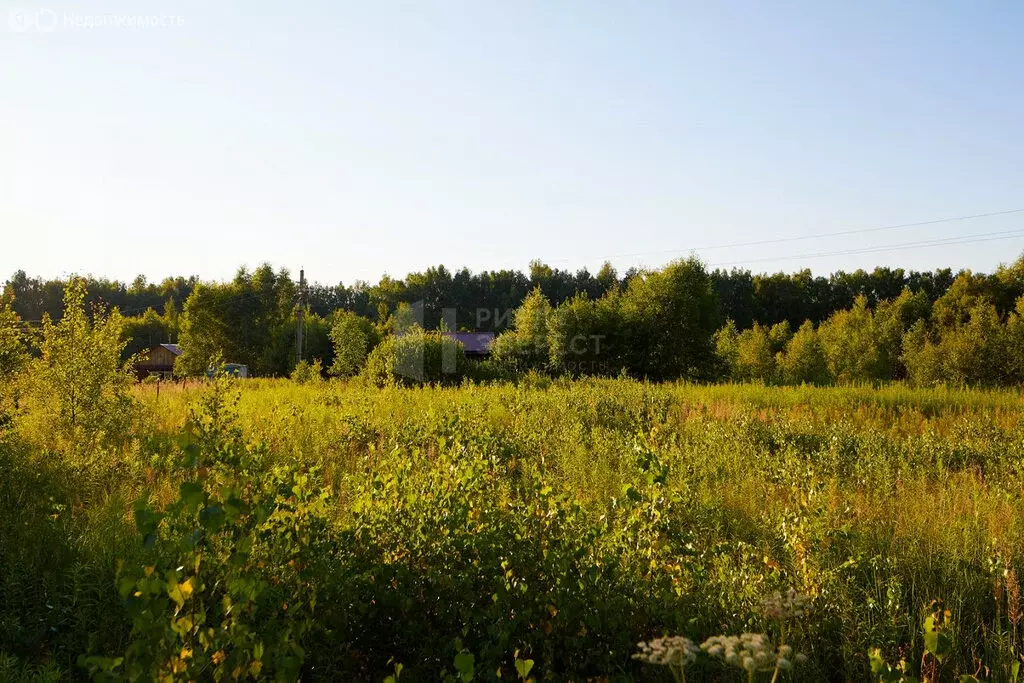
[241,265,297,375]
[176,284,229,377]
[901,320,942,387]
[713,320,740,379]
[752,270,819,328]
[767,321,792,355]
[491,287,552,373]
[176,265,297,377]
[778,321,830,385]
[391,301,421,334]
[619,257,721,380]
[940,302,1006,386]
[903,301,1008,387]
[712,269,756,329]
[1004,296,1024,384]
[329,311,380,378]
[733,323,776,382]
[300,314,333,372]
[872,289,930,379]
[0,295,29,426]
[930,271,990,329]
[548,292,624,376]
[264,313,334,378]
[595,261,619,294]
[818,296,883,383]
[20,278,136,455]
[362,328,465,387]
[0,294,27,380]
[992,253,1024,316]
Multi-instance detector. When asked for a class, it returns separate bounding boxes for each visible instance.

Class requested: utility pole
[296,268,306,364]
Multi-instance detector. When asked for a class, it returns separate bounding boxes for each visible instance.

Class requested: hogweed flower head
[760,588,812,620]
[636,630,809,680]
[700,633,806,674]
[633,635,700,668]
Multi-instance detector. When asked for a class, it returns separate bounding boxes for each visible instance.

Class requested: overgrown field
[2,379,1024,681]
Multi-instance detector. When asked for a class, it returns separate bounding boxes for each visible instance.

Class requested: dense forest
[2,260,985,331]
[3,253,1024,385]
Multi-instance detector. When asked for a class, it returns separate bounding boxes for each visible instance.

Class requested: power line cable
[707,229,1024,267]
[575,207,1024,263]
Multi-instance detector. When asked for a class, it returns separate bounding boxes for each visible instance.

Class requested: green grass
[3,378,1024,680]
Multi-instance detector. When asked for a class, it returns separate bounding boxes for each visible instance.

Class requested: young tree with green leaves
[176,284,228,377]
[713,319,740,379]
[362,327,465,387]
[818,296,884,383]
[0,295,29,427]
[1004,296,1024,384]
[767,321,792,356]
[872,288,931,380]
[20,278,136,456]
[938,302,1006,386]
[619,257,721,381]
[778,321,830,385]
[329,311,380,378]
[491,287,553,373]
[547,291,625,376]
[0,294,27,380]
[733,323,777,383]
[903,300,1009,387]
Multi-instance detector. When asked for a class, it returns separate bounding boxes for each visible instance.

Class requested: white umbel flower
[700,633,806,674]
[633,635,700,667]
[760,588,812,620]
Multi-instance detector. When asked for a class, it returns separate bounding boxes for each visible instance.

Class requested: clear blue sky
[3,0,1023,285]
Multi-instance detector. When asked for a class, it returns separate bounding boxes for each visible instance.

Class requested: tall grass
[3,378,1023,679]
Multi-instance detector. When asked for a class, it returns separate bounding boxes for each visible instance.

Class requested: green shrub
[82,381,333,682]
[362,328,466,386]
[328,432,697,679]
[491,288,552,374]
[734,323,778,383]
[17,278,138,457]
[547,291,624,376]
[779,320,830,385]
[328,311,380,378]
[463,358,516,383]
[290,358,324,384]
[0,294,28,381]
[903,302,1010,387]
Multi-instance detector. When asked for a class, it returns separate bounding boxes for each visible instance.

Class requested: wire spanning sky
[2,1,1023,284]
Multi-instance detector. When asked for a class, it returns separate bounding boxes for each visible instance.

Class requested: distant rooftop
[160,343,182,356]
[447,332,494,355]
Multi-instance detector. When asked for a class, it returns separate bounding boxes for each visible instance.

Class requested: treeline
[4,270,197,323]
[4,255,1024,385]
[11,259,1021,333]
[715,290,1024,386]
[3,262,619,332]
[488,255,1024,387]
